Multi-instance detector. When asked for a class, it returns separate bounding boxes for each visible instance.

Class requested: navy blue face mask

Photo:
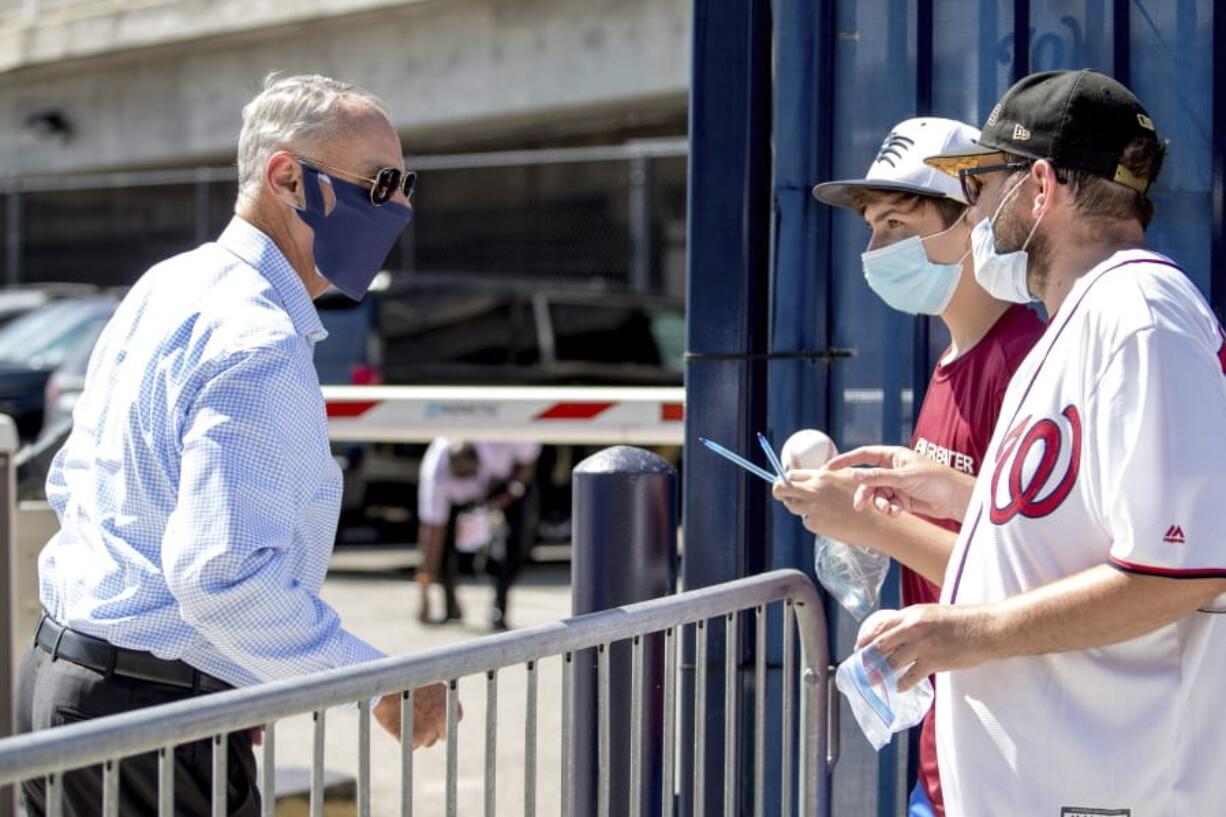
[294,162,413,301]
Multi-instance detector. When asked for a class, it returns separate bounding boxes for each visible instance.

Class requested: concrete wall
[0,0,690,176]
[0,0,437,73]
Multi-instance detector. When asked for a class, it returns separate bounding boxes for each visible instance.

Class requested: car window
[380,292,536,378]
[648,310,685,373]
[55,320,107,378]
[548,301,663,367]
[0,299,115,369]
[0,291,51,328]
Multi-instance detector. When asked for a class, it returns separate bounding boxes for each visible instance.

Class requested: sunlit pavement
[267,556,573,814]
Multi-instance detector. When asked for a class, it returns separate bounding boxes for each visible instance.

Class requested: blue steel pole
[1213,0,1226,323]
[681,0,773,814]
[570,447,677,817]
[767,0,834,813]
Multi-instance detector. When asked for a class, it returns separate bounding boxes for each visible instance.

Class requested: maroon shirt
[904,303,1045,815]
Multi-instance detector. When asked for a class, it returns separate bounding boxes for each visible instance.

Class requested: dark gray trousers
[15,643,260,817]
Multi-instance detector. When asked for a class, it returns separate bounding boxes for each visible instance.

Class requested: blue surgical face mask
[970,174,1045,304]
[860,216,970,316]
[294,162,413,301]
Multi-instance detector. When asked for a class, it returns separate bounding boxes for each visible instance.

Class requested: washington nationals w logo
[989,405,1082,524]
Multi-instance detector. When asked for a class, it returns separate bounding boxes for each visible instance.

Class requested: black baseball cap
[925,69,1159,193]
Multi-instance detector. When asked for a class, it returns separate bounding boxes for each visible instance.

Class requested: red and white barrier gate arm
[322,386,686,445]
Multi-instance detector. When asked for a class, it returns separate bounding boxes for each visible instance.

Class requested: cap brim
[923,145,1006,178]
[811,178,959,209]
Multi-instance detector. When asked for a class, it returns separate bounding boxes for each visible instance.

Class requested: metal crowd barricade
[0,569,830,817]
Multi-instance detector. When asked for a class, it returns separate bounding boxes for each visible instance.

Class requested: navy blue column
[766,0,836,813]
[1213,0,1226,323]
[681,0,773,814]
[570,447,677,817]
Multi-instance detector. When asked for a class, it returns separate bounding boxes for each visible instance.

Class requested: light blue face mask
[860,216,970,315]
[970,174,1045,304]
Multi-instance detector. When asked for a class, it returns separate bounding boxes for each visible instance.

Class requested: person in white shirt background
[416,439,541,630]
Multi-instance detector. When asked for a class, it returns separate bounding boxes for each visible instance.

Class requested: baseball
[781,428,838,471]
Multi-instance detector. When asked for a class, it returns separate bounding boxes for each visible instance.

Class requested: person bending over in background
[417,439,541,630]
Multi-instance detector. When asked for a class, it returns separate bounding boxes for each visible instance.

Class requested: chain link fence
[0,141,688,298]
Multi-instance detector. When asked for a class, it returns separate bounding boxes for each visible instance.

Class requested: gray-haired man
[17,74,449,816]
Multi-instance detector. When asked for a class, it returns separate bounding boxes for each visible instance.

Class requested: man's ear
[265,151,302,208]
[1031,160,1059,218]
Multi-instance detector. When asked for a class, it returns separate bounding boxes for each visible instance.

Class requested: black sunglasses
[297,155,417,206]
[958,161,1030,206]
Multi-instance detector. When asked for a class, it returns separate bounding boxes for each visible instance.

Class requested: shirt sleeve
[512,442,542,465]
[1095,327,1226,577]
[162,342,384,684]
[417,439,452,526]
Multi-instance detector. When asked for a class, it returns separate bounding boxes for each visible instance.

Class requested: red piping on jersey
[1108,555,1226,580]
[948,255,1186,603]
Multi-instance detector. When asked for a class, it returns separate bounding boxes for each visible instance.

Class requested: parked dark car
[314,280,684,541]
[41,319,107,435]
[0,295,118,443]
[0,283,102,330]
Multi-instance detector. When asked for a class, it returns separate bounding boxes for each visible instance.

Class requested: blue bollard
[570,446,677,817]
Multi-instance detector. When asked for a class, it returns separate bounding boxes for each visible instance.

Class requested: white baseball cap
[812,117,981,209]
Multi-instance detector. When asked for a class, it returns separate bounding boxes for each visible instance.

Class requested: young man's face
[861,195,965,264]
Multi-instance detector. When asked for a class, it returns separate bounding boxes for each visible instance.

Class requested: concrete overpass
[0,0,690,175]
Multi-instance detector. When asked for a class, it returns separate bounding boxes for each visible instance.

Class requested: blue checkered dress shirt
[38,216,384,687]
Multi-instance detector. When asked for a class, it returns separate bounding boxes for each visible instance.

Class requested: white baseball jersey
[418,439,541,526]
[937,250,1226,817]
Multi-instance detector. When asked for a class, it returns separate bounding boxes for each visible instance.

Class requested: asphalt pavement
[268,555,573,815]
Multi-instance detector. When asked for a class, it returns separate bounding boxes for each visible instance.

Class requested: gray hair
[235,73,388,206]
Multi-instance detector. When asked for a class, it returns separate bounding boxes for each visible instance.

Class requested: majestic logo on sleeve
[989,405,1082,524]
[874,132,915,168]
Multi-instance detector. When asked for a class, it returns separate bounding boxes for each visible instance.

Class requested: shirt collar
[217,216,328,342]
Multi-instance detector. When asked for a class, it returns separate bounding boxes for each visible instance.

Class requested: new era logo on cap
[925,70,1159,194]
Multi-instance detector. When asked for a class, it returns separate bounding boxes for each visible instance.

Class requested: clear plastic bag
[814,535,890,620]
[835,643,933,751]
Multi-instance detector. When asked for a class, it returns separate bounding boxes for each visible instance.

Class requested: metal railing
[0,569,829,817]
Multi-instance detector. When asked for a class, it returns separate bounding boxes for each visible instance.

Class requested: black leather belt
[34,614,231,694]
